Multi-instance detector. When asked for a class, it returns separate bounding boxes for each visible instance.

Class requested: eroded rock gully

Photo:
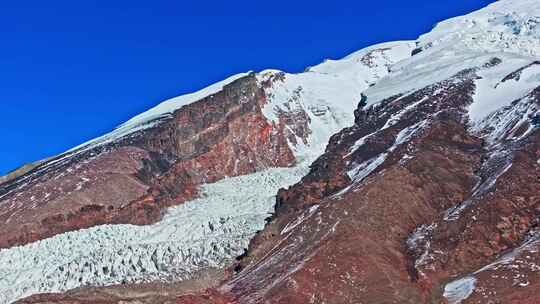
[226,71,538,304]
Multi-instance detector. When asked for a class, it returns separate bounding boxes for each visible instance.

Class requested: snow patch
[444,153,512,221]
[363,0,540,113]
[347,154,388,183]
[469,60,540,122]
[443,276,477,304]
[343,120,428,195]
[407,223,437,269]
[281,205,319,236]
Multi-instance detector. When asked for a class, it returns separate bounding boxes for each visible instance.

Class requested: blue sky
[0,0,493,174]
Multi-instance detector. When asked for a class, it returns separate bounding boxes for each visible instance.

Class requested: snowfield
[258,41,415,160]
[443,276,477,304]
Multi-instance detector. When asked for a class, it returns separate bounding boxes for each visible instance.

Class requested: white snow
[381,97,428,130]
[258,41,416,160]
[469,59,540,122]
[391,120,428,150]
[362,0,540,123]
[444,157,512,221]
[280,205,319,236]
[345,120,429,188]
[475,230,540,273]
[443,230,540,304]
[345,97,428,158]
[443,276,477,304]
[407,224,437,270]
[419,0,540,57]
[472,90,540,144]
[347,153,388,183]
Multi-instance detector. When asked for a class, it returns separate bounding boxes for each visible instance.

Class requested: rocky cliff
[0,73,296,249]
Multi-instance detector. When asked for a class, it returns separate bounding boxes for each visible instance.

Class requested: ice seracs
[0,165,310,304]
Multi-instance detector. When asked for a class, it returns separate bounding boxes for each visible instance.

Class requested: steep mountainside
[4,0,540,303]
[0,39,414,303]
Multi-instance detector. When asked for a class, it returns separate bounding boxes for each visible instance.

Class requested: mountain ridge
[4,0,540,303]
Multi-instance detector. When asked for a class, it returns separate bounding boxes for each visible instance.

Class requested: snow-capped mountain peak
[5,1,540,304]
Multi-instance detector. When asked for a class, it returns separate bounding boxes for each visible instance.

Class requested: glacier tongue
[0,165,309,304]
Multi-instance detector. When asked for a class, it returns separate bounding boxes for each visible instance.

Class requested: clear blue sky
[0,0,493,174]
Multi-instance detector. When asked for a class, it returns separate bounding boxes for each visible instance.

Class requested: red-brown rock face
[221,69,483,304]
[66,61,527,304]
[218,62,540,303]
[0,74,295,249]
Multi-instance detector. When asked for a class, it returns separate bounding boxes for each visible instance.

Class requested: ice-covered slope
[364,0,540,124]
[0,166,307,303]
[259,41,415,159]
[0,41,415,303]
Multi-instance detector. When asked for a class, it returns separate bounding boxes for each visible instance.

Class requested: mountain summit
[2,1,540,303]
